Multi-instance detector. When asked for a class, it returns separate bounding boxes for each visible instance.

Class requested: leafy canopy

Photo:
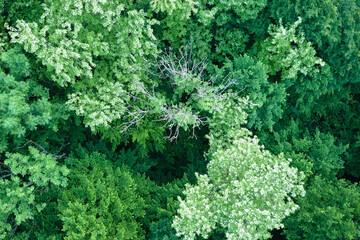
[172,100,305,239]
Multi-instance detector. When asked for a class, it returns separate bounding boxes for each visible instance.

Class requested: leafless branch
[157,105,206,141]
[155,43,208,86]
[0,173,12,179]
[116,42,246,141]
[13,140,69,159]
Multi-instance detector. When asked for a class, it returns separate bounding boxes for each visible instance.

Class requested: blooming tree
[259,17,325,80]
[172,100,305,239]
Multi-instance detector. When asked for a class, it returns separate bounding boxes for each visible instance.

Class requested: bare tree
[122,42,244,141]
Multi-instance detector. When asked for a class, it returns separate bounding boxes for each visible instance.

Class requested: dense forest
[0,0,360,239]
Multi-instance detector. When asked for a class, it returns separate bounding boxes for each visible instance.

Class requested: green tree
[0,47,54,152]
[260,120,348,180]
[283,176,360,240]
[172,100,305,239]
[0,45,70,240]
[59,151,147,240]
[3,1,360,240]
[0,146,69,239]
[0,46,70,151]
[267,0,360,84]
[8,0,160,149]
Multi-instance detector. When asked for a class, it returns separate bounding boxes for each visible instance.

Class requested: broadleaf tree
[1,0,359,239]
[172,99,305,239]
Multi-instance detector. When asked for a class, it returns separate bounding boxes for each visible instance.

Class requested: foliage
[0,47,68,153]
[151,0,198,15]
[1,0,44,25]
[262,0,360,179]
[150,0,198,49]
[0,147,69,239]
[283,176,360,240]
[9,0,158,87]
[172,101,305,239]
[259,17,325,80]
[135,174,188,239]
[267,0,360,83]
[215,0,267,21]
[8,0,160,150]
[1,0,360,239]
[219,54,286,131]
[59,151,146,240]
[0,48,46,151]
[262,120,348,180]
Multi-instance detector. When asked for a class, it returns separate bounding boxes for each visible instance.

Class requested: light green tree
[0,146,69,239]
[172,100,305,239]
[259,17,325,80]
[8,0,159,139]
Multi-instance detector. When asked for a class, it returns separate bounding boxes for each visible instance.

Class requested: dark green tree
[59,151,147,239]
[283,176,360,240]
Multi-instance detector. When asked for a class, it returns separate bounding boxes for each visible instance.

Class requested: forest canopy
[0,0,359,239]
